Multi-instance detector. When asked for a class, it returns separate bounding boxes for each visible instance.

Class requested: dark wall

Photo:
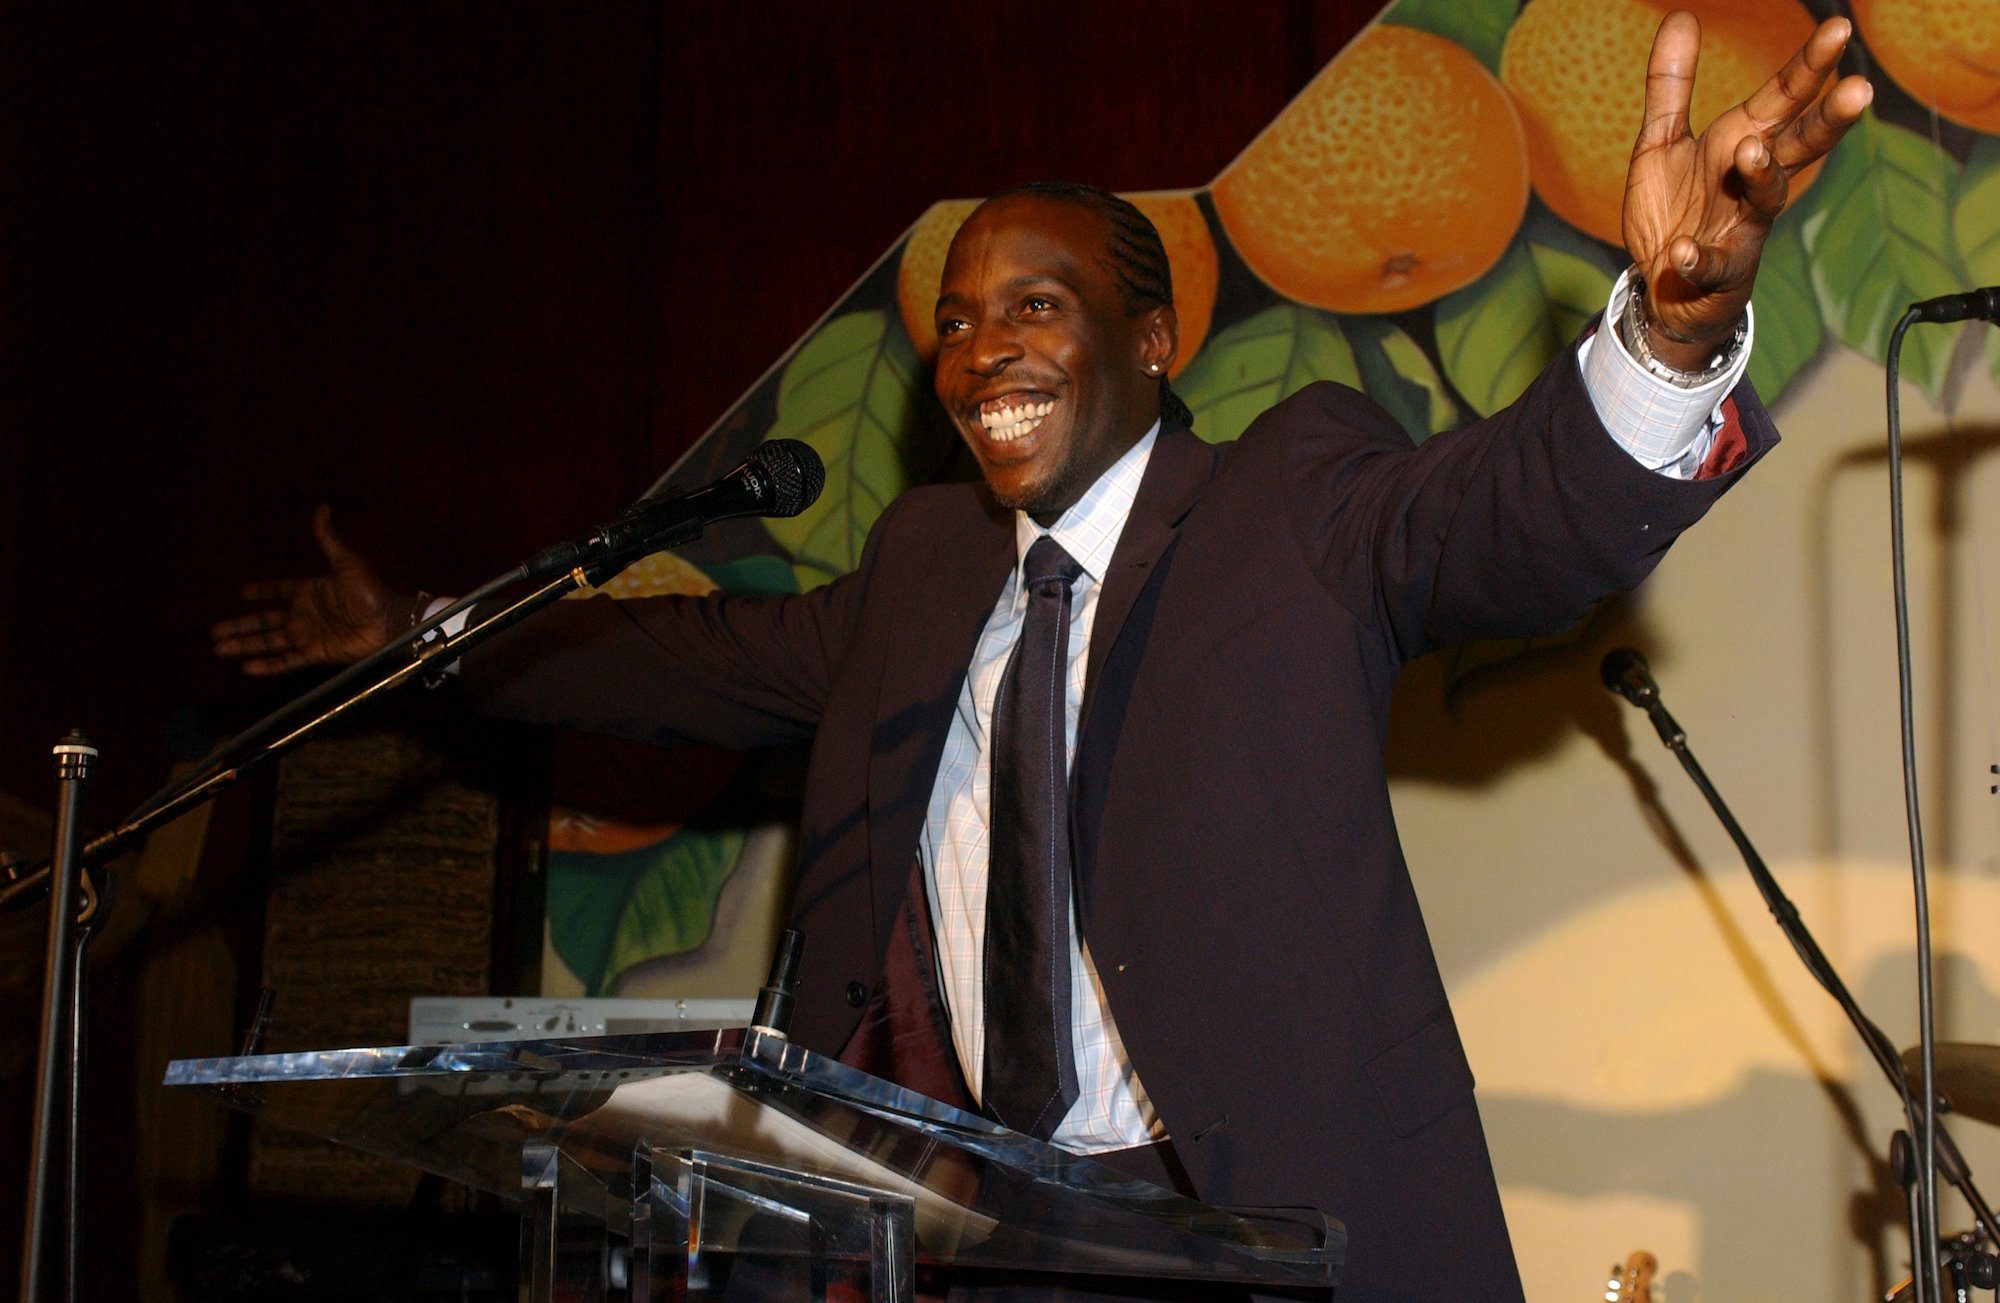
[0,1,1375,817]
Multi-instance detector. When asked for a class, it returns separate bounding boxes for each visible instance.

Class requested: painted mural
[543,1,2000,1296]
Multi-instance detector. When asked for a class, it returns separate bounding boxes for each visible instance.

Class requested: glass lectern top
[166,1027,1340,1287]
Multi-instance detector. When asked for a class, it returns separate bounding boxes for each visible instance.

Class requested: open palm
[1622,13,1873,368]
[210,505,403,675]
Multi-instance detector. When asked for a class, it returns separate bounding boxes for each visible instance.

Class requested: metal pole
[19,731,95,1303]
[64,915,94,1303]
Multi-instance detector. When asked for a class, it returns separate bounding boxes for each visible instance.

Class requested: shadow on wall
[1383,593,1653,788]
[1484,950,2000,1302]
[1384,413,2000,851]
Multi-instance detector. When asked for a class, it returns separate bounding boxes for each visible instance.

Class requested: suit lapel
[1080,423,1216,723]
[864,493,1015,952]
[1072,424,1216,925]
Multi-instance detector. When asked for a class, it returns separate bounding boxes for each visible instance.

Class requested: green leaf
[762,311,950,587]
[1798,117,1964,400]
[789,558,844,593]
[1343,315,1459,442]
[1175,305,1360,444]
[1744,212,1823,407]
[1954,135,2000,287]
[547,827,747,996]
[1380,0,1519,74]
[1521,208,1620,341]
[1432,211,1616,420]
[703,553,800,596]
[603,829,747,990]
[1968,139,2000,382]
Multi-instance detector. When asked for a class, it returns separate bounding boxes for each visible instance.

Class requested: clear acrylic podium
[165,1027,1343,1300]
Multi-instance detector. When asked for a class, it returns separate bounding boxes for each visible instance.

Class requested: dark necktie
[983,534,1085,1139]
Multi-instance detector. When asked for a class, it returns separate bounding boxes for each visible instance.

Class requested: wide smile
[976,392,1059,447]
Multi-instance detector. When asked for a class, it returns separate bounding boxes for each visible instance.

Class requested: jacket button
[845,981,869,1008]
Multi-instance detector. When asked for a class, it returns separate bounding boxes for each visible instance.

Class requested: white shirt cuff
[423,596,466,674]
[1577,267,1754,480]
[429,596,466,637]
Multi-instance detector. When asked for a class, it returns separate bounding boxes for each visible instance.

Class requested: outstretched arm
[1622,12,1873,371]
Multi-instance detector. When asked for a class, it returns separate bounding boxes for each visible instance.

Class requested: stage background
[4,2,2000,1300]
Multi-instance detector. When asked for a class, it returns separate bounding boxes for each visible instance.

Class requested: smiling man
[933,190,1179,524]
[216,14,1872,1300]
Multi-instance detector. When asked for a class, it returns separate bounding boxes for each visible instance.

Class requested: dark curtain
[0,0,1375,814]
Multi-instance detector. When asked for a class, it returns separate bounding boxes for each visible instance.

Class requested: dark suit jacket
[465,353,1776,1302]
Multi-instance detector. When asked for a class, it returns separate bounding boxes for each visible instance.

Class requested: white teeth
[979,399,1054,443]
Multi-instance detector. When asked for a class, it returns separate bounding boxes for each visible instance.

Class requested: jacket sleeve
[1264,343,1778,663]
[457,496,902,750]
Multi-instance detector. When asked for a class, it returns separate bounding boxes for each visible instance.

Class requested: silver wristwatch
[1618,271,1747,390]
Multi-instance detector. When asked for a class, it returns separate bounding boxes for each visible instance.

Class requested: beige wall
[1396,349,2000,1299]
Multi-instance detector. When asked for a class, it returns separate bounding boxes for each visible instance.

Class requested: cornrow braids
[999,181,1196,431]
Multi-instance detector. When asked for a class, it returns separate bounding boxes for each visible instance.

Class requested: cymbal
[1901,1043,2000,1127]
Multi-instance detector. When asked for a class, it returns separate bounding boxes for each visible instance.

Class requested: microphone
[1909,287,2000,324]
[1600,647,1684,748]
[527,439,825,579]
[1600,646,1659,708]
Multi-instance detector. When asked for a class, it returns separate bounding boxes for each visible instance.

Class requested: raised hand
[1622,13,1873,370]
[210,505,410,675]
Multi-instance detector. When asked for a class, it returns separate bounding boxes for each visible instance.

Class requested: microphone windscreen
[1600,647,1649,695]
[755,439,826,517]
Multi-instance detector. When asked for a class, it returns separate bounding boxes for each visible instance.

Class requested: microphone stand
[2,436,822,905]
[5,551,630,1302]
[1607,657,1999,1297]
[4,438,825,1295]
[19,732,100,1303]
[0,554,634,918]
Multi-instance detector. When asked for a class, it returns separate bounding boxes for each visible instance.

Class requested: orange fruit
[1211,23,1529,314]
[1852,0,2000,133]
[550,551,739,859]
[896,198,982,367]
[551,550,716,848]
[1501,0,1824,247]
[1128,193,1219,376]
[548,809,683,855]
[895,191,1218,377]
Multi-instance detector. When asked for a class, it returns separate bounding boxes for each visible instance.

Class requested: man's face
[932,195,1176,524]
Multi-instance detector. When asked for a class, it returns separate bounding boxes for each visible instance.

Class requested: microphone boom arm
[1602,649,2000,1256]
[1,438,825,914]
[0,557,616,914]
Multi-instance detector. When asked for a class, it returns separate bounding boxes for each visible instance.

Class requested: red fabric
[1697,393,1751,479]
[835,861,975,1113]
